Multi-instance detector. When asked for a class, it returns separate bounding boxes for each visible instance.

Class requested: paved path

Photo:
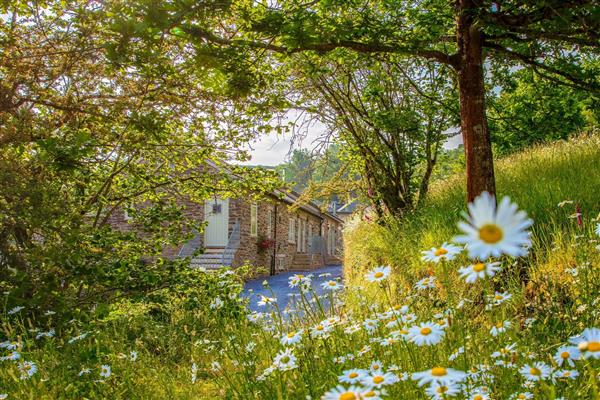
[243,264,343,313]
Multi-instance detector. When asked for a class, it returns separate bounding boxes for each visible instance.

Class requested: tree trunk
[457,0,496,202]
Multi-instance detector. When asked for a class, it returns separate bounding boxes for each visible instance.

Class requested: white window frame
[288,217,296,243]
[250,203,258,237]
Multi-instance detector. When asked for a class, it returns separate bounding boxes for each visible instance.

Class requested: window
[288,217,295,243]
[250,203,258,237]
[267,209,273,239]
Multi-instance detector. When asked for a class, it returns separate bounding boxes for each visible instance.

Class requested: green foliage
[488,70,599,154]
[0,1,281,317]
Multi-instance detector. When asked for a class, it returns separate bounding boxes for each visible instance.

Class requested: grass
[1,135,599,399]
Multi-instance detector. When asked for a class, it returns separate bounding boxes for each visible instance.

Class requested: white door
[204,198,229,247]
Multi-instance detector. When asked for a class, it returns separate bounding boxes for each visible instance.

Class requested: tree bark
[457,0,496,202]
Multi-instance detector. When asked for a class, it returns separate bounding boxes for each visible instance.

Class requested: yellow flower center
[372,364,380,370]
[436,386,448,394]
[496,322,503,328]
[374,271,384,278]
[494,295,503,300]
[473,263,486,272]
[339,393,356,400]
[280,356,290,363]
[530,367,541,376]
[588,342,600,352]
[479,224,503,244]
[564,371,571,376]
[434,248,448,256]
[373,375,384,384]
[560,351,570,359]
[328,282,336,286]
[316,325,324,331]
[474,396,483,400]
[420,327,432,335]
[348,372,358,379]
[363,391,375,398]
[518,395,526,399]
[431,367,447,377]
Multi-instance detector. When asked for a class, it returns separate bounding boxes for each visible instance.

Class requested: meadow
[1,135,599,399]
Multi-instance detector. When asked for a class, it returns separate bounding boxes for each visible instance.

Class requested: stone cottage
[107,188,344,275]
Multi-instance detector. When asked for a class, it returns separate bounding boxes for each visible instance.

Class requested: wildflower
[129,351,138,361]
[344,324,361,334]
[321,385,362,400]
[35,329,55,340]
[289,274,310,288]
[553,345,580,367]
[492,343,517,358]
[191,363,197,384]
[596,223,600,236]
[363,319,379,334]
[408,322,445,346]
[555,368,579,380]
[0,394,7,399]
[570,327,600,359]
[44,310,56,316]
[454,192,532,260]
[365,265,391,283]
[425,382,461,399]
[18,361,37,380]
[98,364,112,379]
[247,312,262,323]
[509,392,533,399]
[519,362,552,381]
[209,297,224,309]
[487,291,512,306]
[412,367,467,386]
[68,332,88,344]
[273,348,297,371]
[280,330,303,346]
[78,368,91,376]
[257,295,277,307]
[311,321,333,338]
[369,360,384,372]
[459,261,501,283]
[360,372,398,388]
[414,276,436,290]
[490,320,511,337]
[321,280,343,291]
[421,242,462,263]
[448,347,464,362]
[467,388,490,400]
[0,351,20,361]
[7,306,24,315]
[211,361,221,371]
[339,369,368,384]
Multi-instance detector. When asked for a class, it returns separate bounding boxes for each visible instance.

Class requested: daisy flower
[553,345,580,367]
[257,295,277,307]
[408,322,445,346]
[360,372,398,388]
[363,319,379,334]
[414,276,437,290]
[487,291,512,306]
[555,369,579,380]
[421,242,462,263]
[209,297,224,309]
[18,361,37,380]
[458,261,501,283]
[570,327,600,359]
[0,351,20,361]
[365,265,392,283]
[509,392,533,399]
[0,340,20,351]
[321,280,343,291]
[519,362,552,381]
[369,360,384,373]
[467,388,490,400]
[7,306,24,315]
[191,363,197,384]
[100,364,111,378]
[490,320,511,337]
[321,385,362,400]
[412,367,467,386]
[454,192,533,260]
[339,368,368,384]
[425,382,461,400]
[273,348,297,371]
[596,223,600,236]
[280,330,303,346]
[310,321,333,338]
